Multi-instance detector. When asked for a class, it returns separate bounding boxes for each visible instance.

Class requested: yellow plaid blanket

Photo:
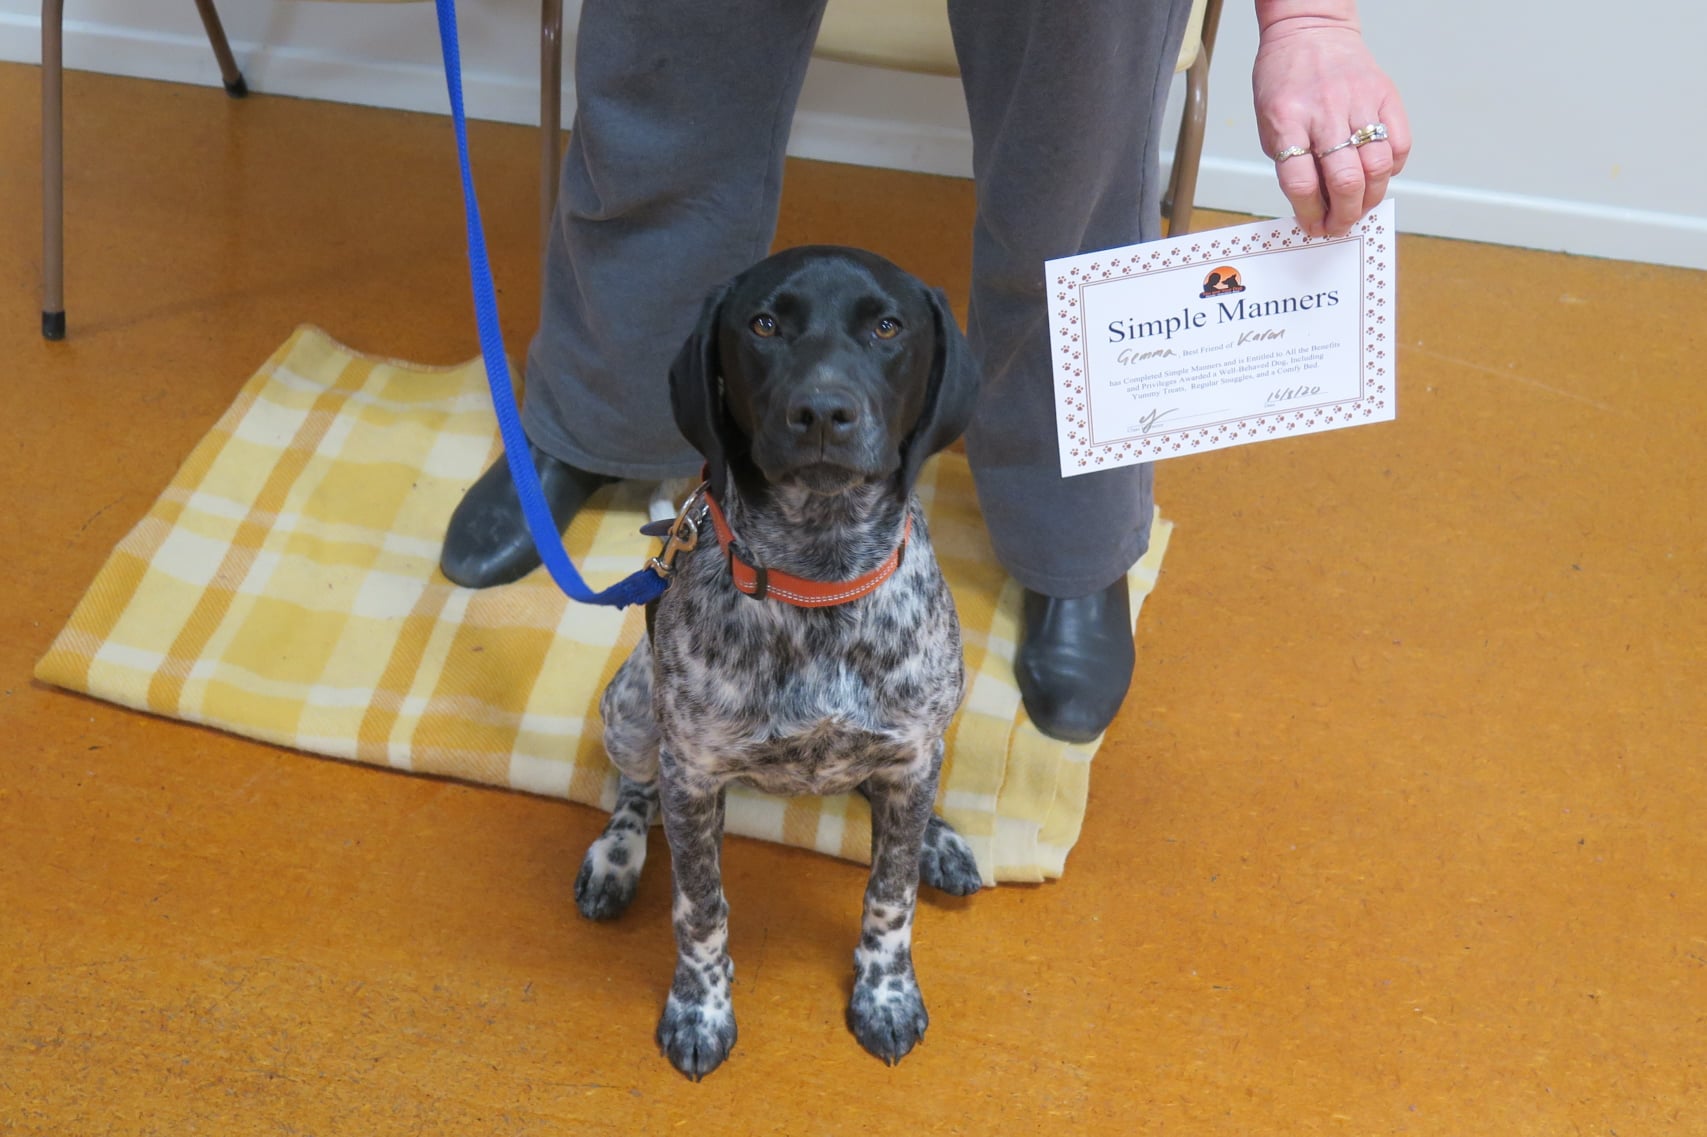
[36,326,1170,883]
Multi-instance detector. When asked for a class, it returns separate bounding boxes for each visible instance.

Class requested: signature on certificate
[1138,407,1178,435]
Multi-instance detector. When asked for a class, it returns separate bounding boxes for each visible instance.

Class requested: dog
[572,246,985,1079]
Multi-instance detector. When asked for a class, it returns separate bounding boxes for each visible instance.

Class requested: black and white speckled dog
[573,246,985,1079]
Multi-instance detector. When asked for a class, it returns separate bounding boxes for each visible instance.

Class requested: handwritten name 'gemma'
[1107,291,1341,344]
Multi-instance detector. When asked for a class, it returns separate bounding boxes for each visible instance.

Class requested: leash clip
[648,483,708,580]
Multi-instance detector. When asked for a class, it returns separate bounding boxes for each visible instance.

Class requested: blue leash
[433,0,667,609]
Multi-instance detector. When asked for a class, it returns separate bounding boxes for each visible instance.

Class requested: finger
[1315,139,1367,236]
[1356,138,1395,218]
[1376,99,1412,178]
[1273,145,1327,237]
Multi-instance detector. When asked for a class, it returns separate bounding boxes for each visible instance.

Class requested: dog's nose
[785,388,862,446]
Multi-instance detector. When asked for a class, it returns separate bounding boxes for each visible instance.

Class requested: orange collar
[700,486,911,608]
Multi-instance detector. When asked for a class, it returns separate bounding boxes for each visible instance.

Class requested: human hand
[1252,4,1410,237]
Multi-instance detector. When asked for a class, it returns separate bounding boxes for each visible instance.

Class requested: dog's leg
[576,643,664,920]
[598,641,662,783]
[855,783,983,896]
[847,749,940,1064]
[574,776,658,920]
[654,760,737,1080]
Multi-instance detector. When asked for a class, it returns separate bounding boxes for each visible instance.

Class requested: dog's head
[669,246,979,501]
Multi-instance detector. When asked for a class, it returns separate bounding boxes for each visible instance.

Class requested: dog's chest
[654,566,963,796]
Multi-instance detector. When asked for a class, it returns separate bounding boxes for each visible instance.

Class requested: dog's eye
[749,314,779,338]
[874,317,903,340]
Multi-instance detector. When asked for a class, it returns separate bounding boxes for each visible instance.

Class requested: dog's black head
[669,246,979,502]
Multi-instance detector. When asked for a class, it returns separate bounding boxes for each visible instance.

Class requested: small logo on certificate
[1198,266,1245,298]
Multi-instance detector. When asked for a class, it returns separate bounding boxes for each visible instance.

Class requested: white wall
[1198,2,1707,270]
[3,0,1704,269]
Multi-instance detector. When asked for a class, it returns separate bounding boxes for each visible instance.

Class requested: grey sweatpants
[520,0,1193,596]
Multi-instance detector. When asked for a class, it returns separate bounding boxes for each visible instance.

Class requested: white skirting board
[4,10,1704,272]
[1190,158,1707,274]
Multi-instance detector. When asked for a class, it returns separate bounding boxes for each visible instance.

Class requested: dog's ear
[898,286,981,496]
[668,282,733,500]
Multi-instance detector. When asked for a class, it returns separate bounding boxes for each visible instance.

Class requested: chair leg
[1199,0,1224,68]
[1163,130,1181,220]
[1166,49,1209,237]
[41,0,65,339]
[540,0,563,268]
[1164,0,1221,237]
[40,0,248,340]
[191,0,248,97]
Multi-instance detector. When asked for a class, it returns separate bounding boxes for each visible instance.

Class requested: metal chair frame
[37,0,1220,339]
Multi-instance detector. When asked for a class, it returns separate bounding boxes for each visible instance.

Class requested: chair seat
[815,0,1210,77]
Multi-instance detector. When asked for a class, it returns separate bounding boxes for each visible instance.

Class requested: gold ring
[1316,122,1389,159]
[1273,145,1311,162]
[1351,122,1389,147]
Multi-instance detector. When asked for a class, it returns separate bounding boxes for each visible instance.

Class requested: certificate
[1047,200,1396,476]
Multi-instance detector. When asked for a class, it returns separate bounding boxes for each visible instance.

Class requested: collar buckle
[648,483,708,580]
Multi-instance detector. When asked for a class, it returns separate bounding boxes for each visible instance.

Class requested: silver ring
[1315,137,1356,158]
[1272,145,1311,163]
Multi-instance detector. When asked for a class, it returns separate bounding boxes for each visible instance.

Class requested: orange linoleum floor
[2,65,1703,1135]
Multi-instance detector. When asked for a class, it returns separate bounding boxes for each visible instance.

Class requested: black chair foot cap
[224,75,249,98]
[42,310,66,340]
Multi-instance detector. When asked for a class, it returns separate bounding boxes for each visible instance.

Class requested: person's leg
[948,0,1193,740]
[443,0,829,587]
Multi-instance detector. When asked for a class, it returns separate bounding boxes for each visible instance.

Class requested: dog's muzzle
[758,382,892,492]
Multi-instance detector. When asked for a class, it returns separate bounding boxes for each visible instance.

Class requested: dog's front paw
[573,834,645,921]
[657,957,737,1080]
[919,814,984,896]
[656,988,738,1080]
[847,973,929,1065]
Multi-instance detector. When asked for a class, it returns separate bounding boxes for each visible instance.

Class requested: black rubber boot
[1015,578,1136,744]
[439,443,615,588]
